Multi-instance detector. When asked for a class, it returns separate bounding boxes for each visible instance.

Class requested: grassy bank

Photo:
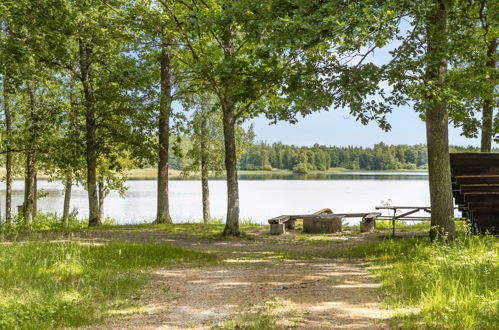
[0,241,215,328]
[125,167,428,179]
[0,167,427,181]
[350,233,498,329]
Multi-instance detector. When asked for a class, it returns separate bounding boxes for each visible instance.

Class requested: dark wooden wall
[451,153,499,233]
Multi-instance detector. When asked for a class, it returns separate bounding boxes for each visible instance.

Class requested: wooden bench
[450,153,499,234]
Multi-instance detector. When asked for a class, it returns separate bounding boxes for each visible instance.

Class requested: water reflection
[0,174,430,225]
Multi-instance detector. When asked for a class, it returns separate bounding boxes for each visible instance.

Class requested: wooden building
[451,153,499,233]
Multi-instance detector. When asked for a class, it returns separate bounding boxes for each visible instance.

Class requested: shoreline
[0,167,429,181]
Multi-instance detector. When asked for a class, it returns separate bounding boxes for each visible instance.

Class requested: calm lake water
[0,172,430,224]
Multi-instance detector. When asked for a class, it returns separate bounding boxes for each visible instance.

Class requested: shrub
[262,164,273,171]
[293,162,309,174]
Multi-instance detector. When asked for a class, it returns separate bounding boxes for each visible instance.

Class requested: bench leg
[360,216,375,233]
[270,223,285,235]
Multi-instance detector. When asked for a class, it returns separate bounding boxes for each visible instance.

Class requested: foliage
[292,162,309,174]
[182,94,255,176]
[0,241,215,328]
[447,0,498,141]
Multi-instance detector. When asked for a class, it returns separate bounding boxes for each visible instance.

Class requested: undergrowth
[1,211,87,236]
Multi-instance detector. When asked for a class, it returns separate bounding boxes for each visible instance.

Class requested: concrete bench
[268,208,334,234]
[268,210,380,235]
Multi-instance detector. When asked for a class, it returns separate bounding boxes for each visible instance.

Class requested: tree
[125,0,193,224]
[183,93,254,224]
[424,0,455,239]
[270,0,463,238]
[183,95,224,224]
[1,77,12,226]
[70,0,155,226]
[447,0,497,152]
[162,0,329,235]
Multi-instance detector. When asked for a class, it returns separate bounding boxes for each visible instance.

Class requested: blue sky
[247,106,488,148]
[246,20,494,149]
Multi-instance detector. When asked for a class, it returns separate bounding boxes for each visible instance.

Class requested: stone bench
[302,215,342,234]
[268,208,334,235]
[268,210,380,235]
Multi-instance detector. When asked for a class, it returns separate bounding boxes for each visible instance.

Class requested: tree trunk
[79,39,100,227]
[23,153,37,226]
[220,25,240,236]
[481,37,496,152]
[156,43,173,224]
[33,172,38,218]
[222,102,240,236]
[98,180,105,221]
[62,175,72,227]
[200,115,211,224]
[23,84,38,226]
[3,80,12,226]
[425,0,455,240]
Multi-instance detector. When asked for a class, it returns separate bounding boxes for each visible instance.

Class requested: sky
[245,19,495,149]
[246,105,489,148]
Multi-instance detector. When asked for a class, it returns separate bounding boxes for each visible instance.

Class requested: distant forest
[169,141,486,173]
[239,143,485,172]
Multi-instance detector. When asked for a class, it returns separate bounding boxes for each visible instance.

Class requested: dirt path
[108,260,387,329]
[63,228,399,329]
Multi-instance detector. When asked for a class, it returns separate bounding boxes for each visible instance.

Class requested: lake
[0,172,430,224]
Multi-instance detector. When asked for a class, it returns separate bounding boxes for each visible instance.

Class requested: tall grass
[350,233,498,329]
[0,242,215,328]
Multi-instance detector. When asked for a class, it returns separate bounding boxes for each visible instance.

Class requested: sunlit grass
[216,303,280,330]
[375,220,431,231]
[348,232,498,329]
[0,242,215,328]
[87,221,264,240]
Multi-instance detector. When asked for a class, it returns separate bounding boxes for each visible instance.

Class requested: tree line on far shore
[239,143,489,172]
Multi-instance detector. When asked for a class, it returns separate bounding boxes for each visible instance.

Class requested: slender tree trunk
[33,172,38,217]
[220,26,240,236]
[24,84,37,226]
[200,116,211,224]
[425,0,455,240]
[98,180,105,221]
[79,39,100,226]
[3,80,12,226]
[222,102,240,236]
[62,175,72,227]
[481,37,496,152]
[156,43,173,224]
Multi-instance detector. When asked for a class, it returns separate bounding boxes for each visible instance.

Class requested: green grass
[375,220,431,232]
[217,312,278,330]
[0,241,215,329]
[348,233,498,329]
[3,219,494,329]
[86,221,263,240]
[216,303,280,330]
